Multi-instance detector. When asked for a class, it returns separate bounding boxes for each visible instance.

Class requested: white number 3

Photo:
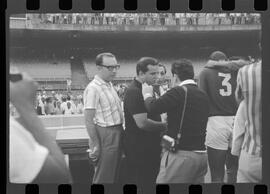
[218,73,232,96]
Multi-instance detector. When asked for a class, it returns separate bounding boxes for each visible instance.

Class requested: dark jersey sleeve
[125,88,147,115]
[198,68,209,95]
[145,87,183,115]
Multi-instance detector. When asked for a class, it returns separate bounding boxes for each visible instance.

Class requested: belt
[96,124,123,128]
[109,124,123,128]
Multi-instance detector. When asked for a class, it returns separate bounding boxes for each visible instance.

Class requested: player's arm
[206,59,249,71]
[235,68,244,104]
[198,68,208,93]
[144,88,183,115]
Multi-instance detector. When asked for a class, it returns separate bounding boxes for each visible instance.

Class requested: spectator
[76,96,84,114]
[67,95,76,113]
[44,97,55,115]
[66,78,72,93]
[63,101,74,115]
[39,97,46,115]
[54,101,62,115]
[60,96,67,114]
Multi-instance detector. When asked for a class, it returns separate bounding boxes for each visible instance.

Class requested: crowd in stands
[32,13,260,26]
[10,82,130,117]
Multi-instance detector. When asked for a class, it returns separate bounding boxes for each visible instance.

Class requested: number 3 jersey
[198,61,239,116]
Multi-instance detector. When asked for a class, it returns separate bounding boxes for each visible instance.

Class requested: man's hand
[142,83,153,100]
[87,145,100,166]
[10,72,38,109]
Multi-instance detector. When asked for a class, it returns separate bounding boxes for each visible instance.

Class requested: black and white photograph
[9,13,262,189]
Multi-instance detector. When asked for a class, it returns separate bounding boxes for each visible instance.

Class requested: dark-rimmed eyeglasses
[99,65,120,71]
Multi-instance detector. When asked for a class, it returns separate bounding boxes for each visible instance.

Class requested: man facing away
[232,58,262,182]
[123,57,167,188]
[83,53,124,183]
[198,51,249,183]
[142,59,209,183]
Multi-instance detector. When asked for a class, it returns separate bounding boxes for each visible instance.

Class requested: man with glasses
[83,53,123,183]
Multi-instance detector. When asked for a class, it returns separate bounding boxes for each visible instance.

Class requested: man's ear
[138,71,144,77]
[96,65,102,70]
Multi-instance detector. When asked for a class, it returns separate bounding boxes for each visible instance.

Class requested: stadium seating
[10,59,71,80]
[10,48,72,82]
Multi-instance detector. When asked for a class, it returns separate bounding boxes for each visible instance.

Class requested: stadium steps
[70,57,89,89]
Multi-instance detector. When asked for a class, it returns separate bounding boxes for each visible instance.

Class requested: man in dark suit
[142,59,210,183]
[123,57,167,188]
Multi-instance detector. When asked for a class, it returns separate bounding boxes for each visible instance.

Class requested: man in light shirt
[232,59,262,182]
[83,53,124,183]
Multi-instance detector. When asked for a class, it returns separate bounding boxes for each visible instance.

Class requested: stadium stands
[10,59,71,80]
[10,47,72,82]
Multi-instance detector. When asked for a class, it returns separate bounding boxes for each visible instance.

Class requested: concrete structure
[10,17,261,32]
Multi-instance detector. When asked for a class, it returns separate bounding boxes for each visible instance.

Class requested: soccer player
[232,57,262,182]
[198,51,248,183]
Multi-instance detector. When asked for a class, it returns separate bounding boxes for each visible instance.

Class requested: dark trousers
[124,146,161,186]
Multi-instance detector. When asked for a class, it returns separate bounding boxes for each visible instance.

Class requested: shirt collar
[94,75,112,87]
[179,79,197,86]
[134,78,142,89]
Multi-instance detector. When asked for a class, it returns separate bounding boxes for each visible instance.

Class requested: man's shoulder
[243,61,261,71]
[202,67,218,74]
[125,83,140,94]
[85,80,100,91]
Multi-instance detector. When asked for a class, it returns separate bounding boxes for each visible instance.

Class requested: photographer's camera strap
[175,85,188,145]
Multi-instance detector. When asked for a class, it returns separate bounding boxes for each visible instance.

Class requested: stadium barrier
[39,114,85,130]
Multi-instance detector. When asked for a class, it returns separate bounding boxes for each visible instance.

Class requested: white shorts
[205,116,235,150]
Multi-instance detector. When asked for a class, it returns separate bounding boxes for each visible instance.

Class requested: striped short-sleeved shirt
[236,61,261,156]
[83,75,124,127]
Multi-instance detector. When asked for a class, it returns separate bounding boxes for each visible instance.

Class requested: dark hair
[209,51,227,61]
[171,59,194,81]
[136,57,159,75]
[96,53,115,66]
[62,96,67,102]
[67,95,71,101]
[45,97,52,103]
[158,63,167,74]
[67,102,71,109]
